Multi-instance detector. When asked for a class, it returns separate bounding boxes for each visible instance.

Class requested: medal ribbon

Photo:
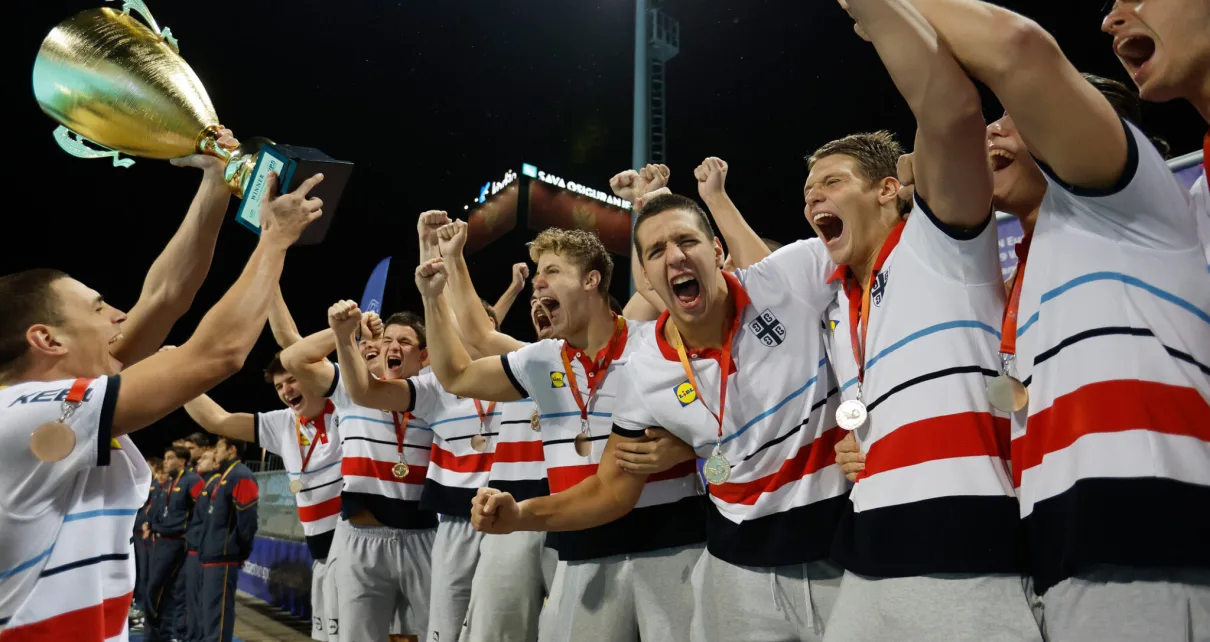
[1202,131,1209,173]
[845,221,905,385]
[163,469,182,513]
[296,400,335,476]
[472,399,497,432]
[391,411,412,462]
[560,315,627,430]
[668,310,740,445]
[208,459,241,503]
[999,235,1032,358]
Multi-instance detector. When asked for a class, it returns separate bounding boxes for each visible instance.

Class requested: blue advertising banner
[360,256,391,315]
[238,535,314,621]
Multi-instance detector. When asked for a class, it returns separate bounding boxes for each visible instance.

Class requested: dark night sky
[13,1,1205,457]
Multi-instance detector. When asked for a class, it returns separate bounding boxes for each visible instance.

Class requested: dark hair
[633,193,717,260]
[1081,73,1171,158]
[263,351,288,384]
[383,311,426,350]
[807,131,912,215]
[165,445,191,464]
[480,299,500,327]
[216,436,248,459]
[608,295,624,316]
[183,432,210,448]
[0,269,69,382]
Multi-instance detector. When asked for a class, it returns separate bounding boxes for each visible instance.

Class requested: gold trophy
[32,0,351,243]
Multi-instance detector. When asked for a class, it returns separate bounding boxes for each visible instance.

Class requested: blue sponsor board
[238,535,314,622]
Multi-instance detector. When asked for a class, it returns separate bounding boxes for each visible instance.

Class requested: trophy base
[234,144,353,245]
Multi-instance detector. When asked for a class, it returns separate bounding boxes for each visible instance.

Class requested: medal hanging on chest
[30,378,92,462]
[668,311,739,487]
[561,316,627,459]
[391,411,411,479]
[291,402,332,494]
[987,246,1030,413]
[471,399,495,453]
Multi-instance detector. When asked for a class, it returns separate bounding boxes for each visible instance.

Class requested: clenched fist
[327,300,362,338]
[417,210,451,248]
[360,311,384,342]
[437,219,469,257]
[695,157,729,203]
[470,487,522,534]
[609,163,671,204]
[414,258,448,299]
[835,432,866,482]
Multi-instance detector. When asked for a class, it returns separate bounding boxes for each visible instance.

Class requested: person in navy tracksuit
[133,458,164,619]
[185,448,220,642]
[200,436,259,642]
[148,445,202,642]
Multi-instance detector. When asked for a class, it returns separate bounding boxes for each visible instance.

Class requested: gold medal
[470,434,489,453]
[702,454,731,485]
[288,479,303,494]
[392,462,410,479]
[30,421,77,462]
[530,410,541,431]
[987,375,1028,413]
[573,432,591,457]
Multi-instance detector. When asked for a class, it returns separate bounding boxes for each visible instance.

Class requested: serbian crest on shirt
[871,270,890,306]
[747,309,786,347]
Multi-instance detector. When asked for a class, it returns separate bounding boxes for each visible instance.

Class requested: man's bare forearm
[492,281,523,324]
[515,476,633,532]
[702,193,770,269]
[268,285,303,348]
[422,291,474,391]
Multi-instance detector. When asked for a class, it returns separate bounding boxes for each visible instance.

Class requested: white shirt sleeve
[325,363,352,410]
[503,340,560,399]
[735,238,838,316]
[0,376,120,515]
[900,193,1002,286]
[254,408,294,457]
[406,372,447,424]
[1039,119,1197,251]
[611,366,658,439]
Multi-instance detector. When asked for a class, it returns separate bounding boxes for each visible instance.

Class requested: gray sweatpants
[691,551,843,642]
[311,558,330,641]
[539,543,703,642]
[1040,566,1210,642]
[331,519,435,641]
[822,571,1042,642]
[428,517,484,642]
[460,531,558,642]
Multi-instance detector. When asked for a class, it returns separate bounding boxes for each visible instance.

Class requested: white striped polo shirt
[1012,121,1210,594]
[255,404,343,559]
[823,196,1023,577]
[501,319,707,561]
[613,243,849,568]
[487,398,548,502]
[408,369,496,517]
[1,376,149,641]
[326,365,437,530]
[1191,169,1209,268]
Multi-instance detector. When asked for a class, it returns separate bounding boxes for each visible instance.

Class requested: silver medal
[835,399,868,431]
[702,454,731,485]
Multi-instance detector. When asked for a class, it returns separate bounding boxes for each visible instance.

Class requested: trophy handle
[108,0,180,53]
[53,126,136,168]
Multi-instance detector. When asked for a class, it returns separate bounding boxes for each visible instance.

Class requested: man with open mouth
[870,1,1210,640]
[181,288,353,642]
[1103,0,1210,267]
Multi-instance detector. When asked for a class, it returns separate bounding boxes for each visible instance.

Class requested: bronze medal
[30,421,76,462]
[288,479,303,494]
[470,434,489,453]
[987,375,1029,413]
[392,462,410,479]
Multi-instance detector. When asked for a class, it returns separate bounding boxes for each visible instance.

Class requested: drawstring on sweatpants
[768,566,817,633]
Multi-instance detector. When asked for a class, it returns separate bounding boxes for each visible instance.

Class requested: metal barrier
[254,470,305,542]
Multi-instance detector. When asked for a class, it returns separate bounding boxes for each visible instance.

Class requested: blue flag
[360,257,391,315]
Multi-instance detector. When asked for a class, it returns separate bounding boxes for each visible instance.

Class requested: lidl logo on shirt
[550,371,566,388]
[748,309,787,347]
[675,380,697,406]
[872,270,890,306]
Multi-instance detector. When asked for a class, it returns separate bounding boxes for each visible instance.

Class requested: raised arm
[109,131,238,367]
[611,165,671,320]
[437,218,528,355]
[842,0,990,227]
[472,432,647,533]
[493,263,529,323]
[905,0,1127,190]
[267,285,303,349]
[327,300,414,411]
[182,393,256,443]
[112,173,326,435]
[416,259,524,401]
[695,158,773,267]
[280,329,338,399]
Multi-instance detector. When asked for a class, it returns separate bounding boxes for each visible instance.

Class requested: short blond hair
[527,228,613,297]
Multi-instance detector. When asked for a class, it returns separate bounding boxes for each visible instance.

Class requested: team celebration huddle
[3,0,1208,641]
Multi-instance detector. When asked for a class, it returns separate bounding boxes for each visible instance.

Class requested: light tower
[631,0,680,293]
